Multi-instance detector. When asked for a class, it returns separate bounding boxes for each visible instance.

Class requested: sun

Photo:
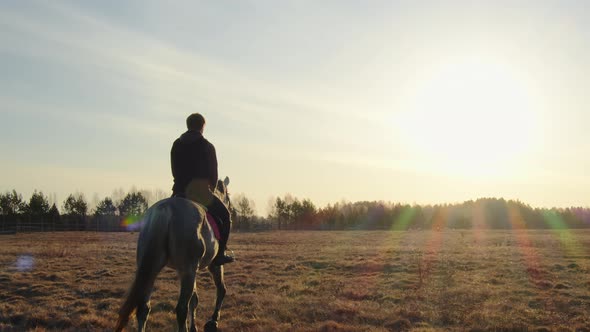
[398,58,538,177]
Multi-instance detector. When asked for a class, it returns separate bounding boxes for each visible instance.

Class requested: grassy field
[0,230,589,331]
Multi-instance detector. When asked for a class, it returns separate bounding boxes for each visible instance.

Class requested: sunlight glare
[399,58,538,177]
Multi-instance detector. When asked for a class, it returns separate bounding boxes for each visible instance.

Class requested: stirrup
[212,255,235,266]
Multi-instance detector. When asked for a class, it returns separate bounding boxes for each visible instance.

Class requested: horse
[115,177,232,332]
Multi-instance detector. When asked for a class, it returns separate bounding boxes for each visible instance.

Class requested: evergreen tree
[118,192,148,217]
[94,197,117,216]
[63,193,88,217]
[0,190,25,216]
[27,190,50,216]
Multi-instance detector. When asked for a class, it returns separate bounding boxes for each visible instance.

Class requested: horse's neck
[214,191,227,205]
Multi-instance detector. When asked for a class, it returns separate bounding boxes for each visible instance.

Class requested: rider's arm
[208,143,218,190]
[171,141,179,179]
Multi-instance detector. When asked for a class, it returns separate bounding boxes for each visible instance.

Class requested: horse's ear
[223,176,230,187]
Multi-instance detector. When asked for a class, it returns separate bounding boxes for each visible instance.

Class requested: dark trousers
[207,195,232,246]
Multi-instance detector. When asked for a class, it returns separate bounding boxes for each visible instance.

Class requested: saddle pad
[206,213,222,240]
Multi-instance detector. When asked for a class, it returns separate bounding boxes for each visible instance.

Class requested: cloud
[0,3,260,119]
[2,1,394,129]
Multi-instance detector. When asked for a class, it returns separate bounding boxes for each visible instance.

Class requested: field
[0,230,589,331]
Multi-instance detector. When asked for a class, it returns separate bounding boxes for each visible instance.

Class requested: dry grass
[0,230,589,331]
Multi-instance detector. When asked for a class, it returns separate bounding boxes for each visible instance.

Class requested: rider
[171,113,234,265]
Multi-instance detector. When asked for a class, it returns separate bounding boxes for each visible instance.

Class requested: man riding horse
[171,113,234,266]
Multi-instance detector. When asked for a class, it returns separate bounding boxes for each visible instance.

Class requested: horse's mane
[214,177,230,208]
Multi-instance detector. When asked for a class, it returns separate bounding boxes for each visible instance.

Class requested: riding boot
[210,198,234,266]
[212,221,234,265]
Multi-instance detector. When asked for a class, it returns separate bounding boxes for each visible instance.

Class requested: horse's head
[214,176,231,209]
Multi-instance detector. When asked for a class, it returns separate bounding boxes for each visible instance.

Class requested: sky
[1,0,589,215]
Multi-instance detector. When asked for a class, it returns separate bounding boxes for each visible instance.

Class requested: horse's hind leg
[204,265,226,332]
[136,250,167,331]
[188,290,198,332]
[176,271,196,332]
[136,291,152,332]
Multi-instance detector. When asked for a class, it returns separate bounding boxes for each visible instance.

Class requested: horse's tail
[115,203,172,331]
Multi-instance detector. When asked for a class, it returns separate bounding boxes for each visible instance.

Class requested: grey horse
[115,177,231,332]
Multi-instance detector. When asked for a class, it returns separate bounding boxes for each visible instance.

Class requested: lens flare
[14,254,35,272]
[507,206,543,284]
[121,215,144,231]
[419,207,450,281]
[541,211,585,258]
[471,202,486,246]
[390,207,416,231]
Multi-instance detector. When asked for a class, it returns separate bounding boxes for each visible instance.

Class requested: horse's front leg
[204,265,226,332]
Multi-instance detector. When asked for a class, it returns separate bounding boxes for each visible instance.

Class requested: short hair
[186,113,205,131]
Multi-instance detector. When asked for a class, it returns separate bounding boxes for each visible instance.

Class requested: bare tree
[232,193,256,231]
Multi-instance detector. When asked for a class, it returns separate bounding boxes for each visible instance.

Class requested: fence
[0,215,129,234]
[0,215,274,234]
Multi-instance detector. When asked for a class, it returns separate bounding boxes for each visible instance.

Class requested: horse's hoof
[204,320,218,332]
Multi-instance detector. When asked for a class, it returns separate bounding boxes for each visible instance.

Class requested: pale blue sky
[1,1,589,214]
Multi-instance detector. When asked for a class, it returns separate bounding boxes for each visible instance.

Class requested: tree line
[1,189,589,233]
[267,196,590,230]
[0,189,264,233]
[0,189,149,232]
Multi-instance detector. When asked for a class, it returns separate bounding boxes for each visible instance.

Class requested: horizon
[3,187,589,218]
[2,1,590,216]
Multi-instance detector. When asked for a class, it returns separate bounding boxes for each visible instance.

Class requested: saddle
[205,212,222,241]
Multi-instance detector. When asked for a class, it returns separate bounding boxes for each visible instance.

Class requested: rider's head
[186,113,206,133]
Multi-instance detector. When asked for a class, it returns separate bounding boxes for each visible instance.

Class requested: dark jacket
[171,130,218,195]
